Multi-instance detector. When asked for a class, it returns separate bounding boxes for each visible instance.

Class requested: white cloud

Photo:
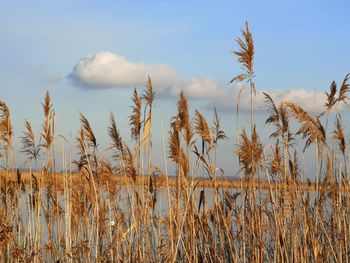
[215,85,327,113]
[69,52,178,88]
[68,51,330,113]
[68,52,220,99]
[170,78,222,99]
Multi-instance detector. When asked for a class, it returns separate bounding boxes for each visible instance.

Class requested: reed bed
[0,22,350,262]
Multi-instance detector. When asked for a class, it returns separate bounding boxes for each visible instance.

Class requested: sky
[0,0,349,173]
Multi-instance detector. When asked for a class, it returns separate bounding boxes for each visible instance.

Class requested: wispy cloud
[68,51,329,113]
[43,75,62,85]
[216,85,327,113]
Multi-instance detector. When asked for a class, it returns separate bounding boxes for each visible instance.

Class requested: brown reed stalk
[119,146,137,183]
[142,77,154,223]
[264,92,294,181]
[0,100,14,262]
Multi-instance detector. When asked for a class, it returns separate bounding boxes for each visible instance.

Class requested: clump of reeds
[0,22,350,263]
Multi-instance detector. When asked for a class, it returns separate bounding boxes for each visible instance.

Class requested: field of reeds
[1,22,350,262]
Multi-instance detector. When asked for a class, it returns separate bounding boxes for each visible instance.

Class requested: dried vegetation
[0,22,349,262]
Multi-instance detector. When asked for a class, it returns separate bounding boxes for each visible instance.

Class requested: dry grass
[0,22,349,262]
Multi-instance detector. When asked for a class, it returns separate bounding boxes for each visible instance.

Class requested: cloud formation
[68,52,220,99]
[69,52,177,88]
[68,51,328,113]
[216,85,327,113]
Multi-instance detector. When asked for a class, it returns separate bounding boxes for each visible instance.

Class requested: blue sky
[0,0,349,172]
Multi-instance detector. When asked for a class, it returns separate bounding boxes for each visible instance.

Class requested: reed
[0,22,350,263]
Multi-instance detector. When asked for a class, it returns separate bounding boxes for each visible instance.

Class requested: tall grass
[0,22,350,262]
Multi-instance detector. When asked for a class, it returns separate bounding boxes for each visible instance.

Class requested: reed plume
[42,90,52,118]
[76,127,86,156]
[177,91,193,147]
[41,91,53,149]
[169,120,189,175]
[118,145,137,182]
[264,92,293,143]
[143,76,155,109]
[333,116,347,181]
[169,93,192,182]
[73,128,88,171]
[142,76,154,184]
[337,73,350,106]
[271,141,282,176]
[325,81,337,111]
[333,117,345,155]
[230,21,255,88]
[108,113,124,158]
[168,126,181,165]
[284,102,326,152]
[212,107,227,145]
[129,88,142,142]
[323,73,350,113]
[80,113,97,148]
[289,150,299,181]
[0,101,12,145]
[109,112,137,181]
[194,110,211,145]
[238,127,263,178]
[21,119,40,163]
[324,154,334,184]
[231,21,256,138]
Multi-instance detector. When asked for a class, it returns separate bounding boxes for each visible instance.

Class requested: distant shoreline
[1,171,346,192]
